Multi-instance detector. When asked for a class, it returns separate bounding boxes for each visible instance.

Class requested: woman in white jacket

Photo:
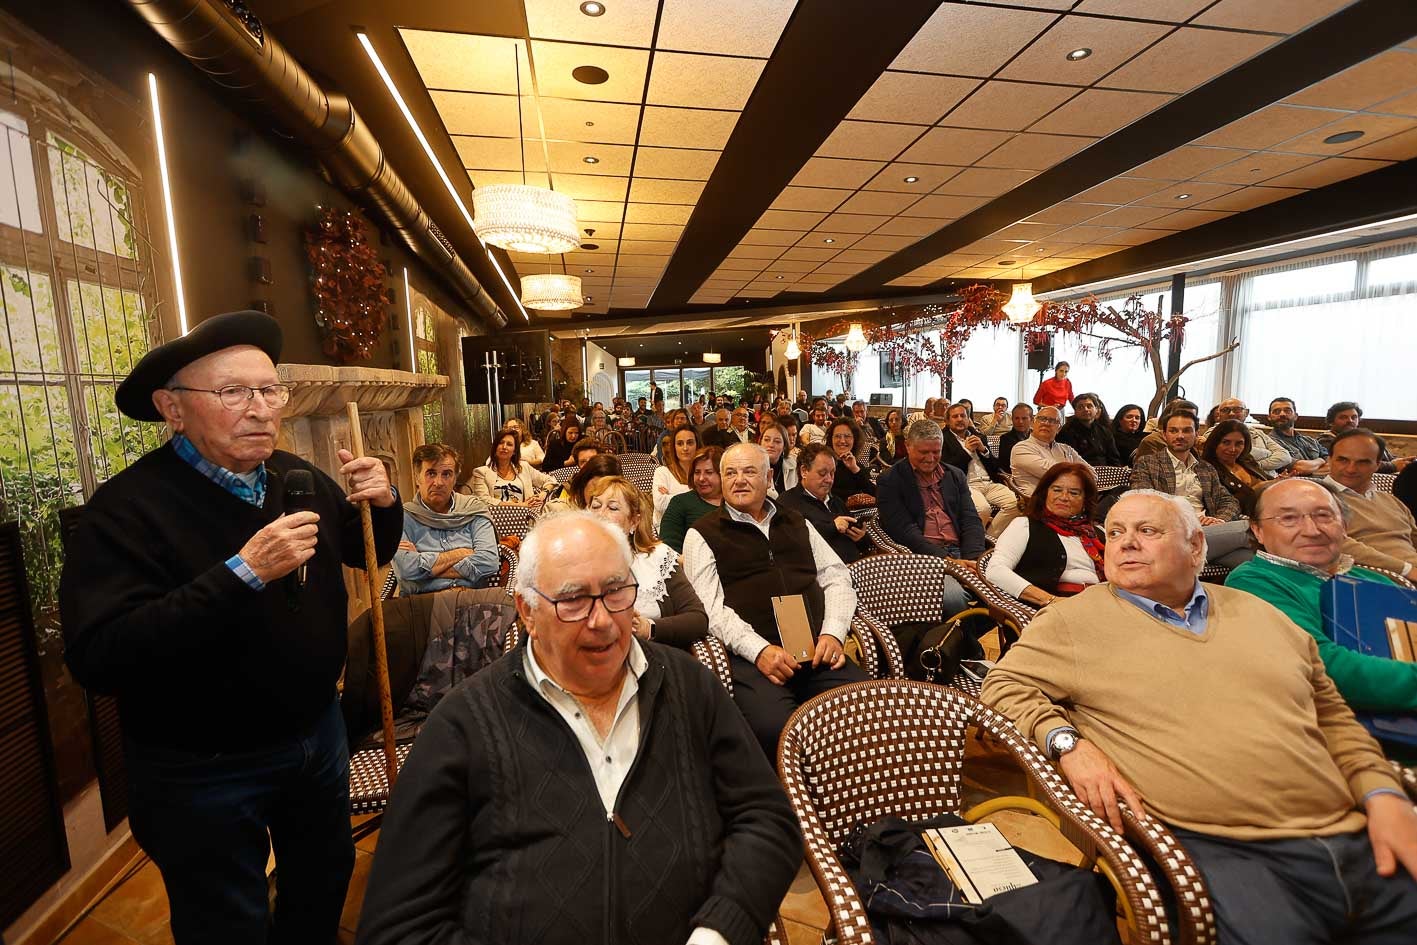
[651,425,699,529]
[466,429,555,506]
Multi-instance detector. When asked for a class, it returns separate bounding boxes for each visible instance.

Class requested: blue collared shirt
[172,433,269,591]
[393,512,499,594]
[1114,581,1210,635]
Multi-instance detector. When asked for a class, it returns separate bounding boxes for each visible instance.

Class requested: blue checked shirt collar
[1115,581,1210,634]
[172,433,267,507]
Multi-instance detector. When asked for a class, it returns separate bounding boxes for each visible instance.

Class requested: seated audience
[585,406,617,449]
[543,451,619,514]
[1110,404,1146,463]
[467,428,555,506]
[395,444,499,594]
[659,447,724,554]
[986,463,1104,607]
[875,420,982,607]
[727,406,755,445]
[799,400,830,446]
[1131,398,1199,461]
[1319,401,1411,472]
[541,418,582,470]
[651,425,698,530]
[356,512,800,945]
[941,401,1019,535]
[1227,478,1417,747]
[1032,361,1074,411]
[827,417,875,502]
[925,398,951,425]
[1325,429,1417,577]
[983,490,1417,944]
[775,410,801,453]
[584,476,708,648]
[682,443,868,757]
[1130,411,1253,567]
[1204,398,1292,474]
[880,408,907,464]
[758,422,798,499]
[1200,419,1274,517]
[908,397,934,426]
[1010,406,1092,500]
[852,399,885,441]
[997,403,1034,472]
[974,396,1012,435]
[1057,392,1123,466]
[780,442,868,565]
[1266,397,1329,475]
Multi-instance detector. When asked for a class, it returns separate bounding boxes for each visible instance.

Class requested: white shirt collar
[524,634,647,698]
[1323,474,1376,500]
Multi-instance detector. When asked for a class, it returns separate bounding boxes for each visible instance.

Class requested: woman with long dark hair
[541,418,582,470]
[1111,404,1146,463]
[1202,419,1272,517]
[827,417,875,502]
[651,425,700,529]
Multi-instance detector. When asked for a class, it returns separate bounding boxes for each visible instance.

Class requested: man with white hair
[357,511,800,945]
[984,490,1417,943]
[683,443,868,755]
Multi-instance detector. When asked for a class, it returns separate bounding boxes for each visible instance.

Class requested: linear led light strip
[404,267,416,371]
[1036,211,1417,301]
[355,31,530,321]
[148,73,188,335]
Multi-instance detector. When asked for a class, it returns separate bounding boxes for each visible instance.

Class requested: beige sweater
[1341,489,1417,574]
[981,583,1400,840]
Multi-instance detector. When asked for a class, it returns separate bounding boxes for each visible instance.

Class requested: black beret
[116,310,283,421]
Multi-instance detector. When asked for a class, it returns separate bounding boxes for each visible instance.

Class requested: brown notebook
[771,594,816,664]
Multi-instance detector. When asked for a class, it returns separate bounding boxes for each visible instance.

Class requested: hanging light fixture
[617,356,635,367]
[784,324,801,361]
[471,44,579,255]
[844,322,868,352]
[1004,282,1042,324]
[521,272,584,310]
[703,350,722,364]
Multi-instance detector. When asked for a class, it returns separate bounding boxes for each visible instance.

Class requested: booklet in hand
[771,594,816,664]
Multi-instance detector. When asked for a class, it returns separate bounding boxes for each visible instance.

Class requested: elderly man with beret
[356,511,800,945]
[60,311,403,944]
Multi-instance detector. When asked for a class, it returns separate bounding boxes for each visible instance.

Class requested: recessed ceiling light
[579,1,606,16]
[573,65,610,85]
[585,120,595,127]
[584,268,595,273]
[580,242,599,250]
[1176,193,1192,200]
[998,259,1015,265]
[1324,130,1365,144]
[1066,48,1092,61]
[639,343,644,347]
[903,175,919,183]
[775,275,784,279]
[823,238,835,244]
[583,155,600,164]
[584,295,593,302]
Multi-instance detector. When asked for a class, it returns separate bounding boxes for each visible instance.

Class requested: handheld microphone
[284,469,316,588]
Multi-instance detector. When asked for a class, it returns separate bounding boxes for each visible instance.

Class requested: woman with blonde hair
[584,476,707,648]
[505,417,544,468]
[651,425,699,529]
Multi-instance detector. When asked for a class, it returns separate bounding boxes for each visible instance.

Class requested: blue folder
[1320,573,1417,747]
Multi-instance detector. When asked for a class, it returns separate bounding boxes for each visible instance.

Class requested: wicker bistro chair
[547,464,579,486]
[486,503,538,542]
[1092,464,1133,492]
[379,545,519,600]
[943,549,1038,652]
[616,452,660,496]
[1373,472,1396,494]
[778,680,1216,945]
[863,518,911,555]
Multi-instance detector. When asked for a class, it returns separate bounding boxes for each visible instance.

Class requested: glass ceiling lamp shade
[703,351,722,363]
[1004,282,1042,324]
[844,322,868,352]
[472,184,579,254]
[617,356,635,367]
[784,327,801,361]
[520,273,584,311]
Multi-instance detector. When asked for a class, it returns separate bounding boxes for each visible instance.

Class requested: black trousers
[729,652,869,759]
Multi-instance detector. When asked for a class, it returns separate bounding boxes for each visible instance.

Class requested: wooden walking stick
[346,401,398,791]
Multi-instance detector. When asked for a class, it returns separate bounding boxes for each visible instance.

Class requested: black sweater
[60,444,402,752]
[354,642,801,945]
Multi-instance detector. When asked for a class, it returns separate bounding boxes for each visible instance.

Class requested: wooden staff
[346,401,398,791]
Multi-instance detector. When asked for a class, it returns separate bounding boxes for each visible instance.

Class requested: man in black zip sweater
[355,512,801,945]
[60,311,402,945]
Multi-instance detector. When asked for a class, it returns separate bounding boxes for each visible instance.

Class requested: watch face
[1054,732,1078,755]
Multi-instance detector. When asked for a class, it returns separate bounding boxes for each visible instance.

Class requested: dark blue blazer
[876,459,986,559]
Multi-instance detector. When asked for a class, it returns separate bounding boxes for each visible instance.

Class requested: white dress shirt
[682,500,856,662]
[1168,450,1204,514]
[953,432,990,484]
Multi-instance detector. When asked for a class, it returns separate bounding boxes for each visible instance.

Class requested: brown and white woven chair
[778,680,1216,945]
[1092,465,1132,492]
[615,452,660,496]
[486,503,538,542]
[547,464,578,486]
[863,518,911,555]
[944,549,1038,651]
[1373,472,1396,494]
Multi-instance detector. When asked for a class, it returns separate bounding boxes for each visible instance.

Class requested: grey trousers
[1202,519,1256,569]
[1171,826,1417,944]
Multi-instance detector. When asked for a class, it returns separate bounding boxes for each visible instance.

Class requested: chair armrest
[849,613,906,679]
[690,636,734,695]
[941,558,1038,639]
[864,519,910,555]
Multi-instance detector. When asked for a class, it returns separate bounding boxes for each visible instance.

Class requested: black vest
[691,503,827,646]
[1014,519,1068,592]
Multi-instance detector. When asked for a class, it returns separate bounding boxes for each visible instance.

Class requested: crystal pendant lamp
[844,322,868,352]
[472,184,580,255]
[520,273,584,311]
[1004,282,1042,324]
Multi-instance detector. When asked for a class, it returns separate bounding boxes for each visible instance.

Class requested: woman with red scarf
[985,462,1104,608]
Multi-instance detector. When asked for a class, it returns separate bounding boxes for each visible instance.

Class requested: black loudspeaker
[869,392,893,405]
[1026,338,1055,373]
[462,331,553,404]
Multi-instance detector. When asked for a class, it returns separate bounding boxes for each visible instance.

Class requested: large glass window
[681,367,710,406]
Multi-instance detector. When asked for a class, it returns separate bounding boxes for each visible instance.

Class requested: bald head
[1249,477,1348,571]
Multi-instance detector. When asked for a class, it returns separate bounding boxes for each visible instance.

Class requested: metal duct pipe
[127,0,507,329]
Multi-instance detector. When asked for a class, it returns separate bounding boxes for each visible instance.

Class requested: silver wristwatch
[1049,729,1080,760]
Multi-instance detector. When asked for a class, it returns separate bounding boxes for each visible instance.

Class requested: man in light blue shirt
[394,443,498,594]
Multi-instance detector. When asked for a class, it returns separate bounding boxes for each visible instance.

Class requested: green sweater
[1226,556,1417,713]
[659,491,719,553]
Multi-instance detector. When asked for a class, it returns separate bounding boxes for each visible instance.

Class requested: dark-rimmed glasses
[529,582,638,621]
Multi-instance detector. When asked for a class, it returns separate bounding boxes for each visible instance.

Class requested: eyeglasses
[529,582,638,621]
[1035,416,1061,426]
[1260,510,1339,529]
[169,384,291,410]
